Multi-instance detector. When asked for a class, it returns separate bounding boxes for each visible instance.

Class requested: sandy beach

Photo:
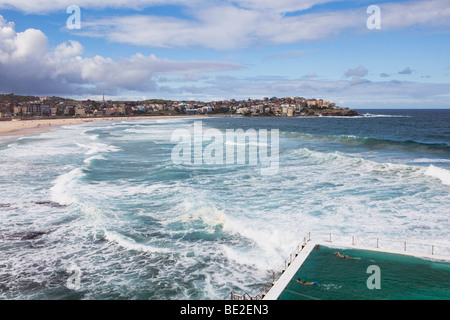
[0,115,213,137]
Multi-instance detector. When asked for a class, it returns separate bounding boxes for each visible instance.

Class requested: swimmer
[334,252,356,259]
[297,279,317,285]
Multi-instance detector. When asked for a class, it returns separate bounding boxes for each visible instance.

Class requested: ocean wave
[104,230,169,254]
[290,147,450,187]
[50,168,84,206]
[411,158,450,164]
[425,165,450,186]
[360,113,412,118]
[338,136,449,153]
[159,198,295,265]
[161,201,227,231]
[83,155,106,165]
[225,140,268,147]
[76,142,122,155]
[284,132,450,154]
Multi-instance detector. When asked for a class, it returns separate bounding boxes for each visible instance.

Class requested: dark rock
[35,201,67,208]
[1,231,49,241]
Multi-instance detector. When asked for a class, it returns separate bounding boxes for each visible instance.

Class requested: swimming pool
[278,245,450,300]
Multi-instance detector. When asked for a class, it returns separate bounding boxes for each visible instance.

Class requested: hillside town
[0,94,358,119]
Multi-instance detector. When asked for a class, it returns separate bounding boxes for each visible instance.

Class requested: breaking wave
[425,165,450,186]
[285,132,450,154]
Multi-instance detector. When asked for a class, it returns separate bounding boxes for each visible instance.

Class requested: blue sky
[0,0,449,108]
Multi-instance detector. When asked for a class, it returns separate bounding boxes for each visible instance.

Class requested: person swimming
[334,252,356,259]
[297,279,317,285]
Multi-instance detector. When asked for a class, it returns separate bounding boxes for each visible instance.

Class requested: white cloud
[0,0,202,13]
[0,17,48,63]
[303,73,318,79]
[381,0,450,30]
[231,0,340,13]
[195,75,450,107]
[398,67,413,75]
[344,66,368,78]
[0,15,243,96]
[79,5,363,50]
[35,0,447,51]
[3,0,450,51]
[80,6,263,50]
[0,0,336,13]
[54,40,84,58]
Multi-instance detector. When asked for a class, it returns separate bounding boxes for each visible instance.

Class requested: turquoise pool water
[278,246,450,300]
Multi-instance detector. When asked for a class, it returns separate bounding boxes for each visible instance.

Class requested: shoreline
[0,112,363,138]
[0,115,221,137]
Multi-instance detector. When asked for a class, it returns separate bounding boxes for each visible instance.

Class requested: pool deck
[263,240,450,300]
[263,241,316,300]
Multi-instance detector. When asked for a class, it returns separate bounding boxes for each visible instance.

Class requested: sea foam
[425,165,450,186]
[50,168,84,206]
[104,230,169,254]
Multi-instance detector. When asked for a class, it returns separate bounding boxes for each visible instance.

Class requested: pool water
[278,246,450,300]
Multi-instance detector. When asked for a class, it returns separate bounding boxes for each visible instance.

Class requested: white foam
[104,230,169,254]
[180,208,227,230]
[161,200,227,231]
[222,214,300,268]
[412,158,450,164]
[361,113,411,118]
[50,168,84,206]
[76,142,121,155]
[83,155,106,165]
[225,140,268,147]
[425,165,450,186]
[221,245,272,271]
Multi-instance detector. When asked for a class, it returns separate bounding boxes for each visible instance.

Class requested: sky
[0,0,450,108]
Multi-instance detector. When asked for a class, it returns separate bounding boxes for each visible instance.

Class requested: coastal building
[236,107,248,114]
[272,106,281,116]
[1,94,345,119]
[104,107,115,116]
[13,106,23,116]
[318,99,324,108]
[185,109,198,115]
[75,106,86,116]
[42,106,52,116]
[287,107,295,117]
[27,103,42,116]
[307,99,318,108]
[199,106,212,114]
[63,106,75,116]
[137,105,147,113]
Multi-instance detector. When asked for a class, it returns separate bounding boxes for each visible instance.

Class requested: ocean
[0,109,449,300]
